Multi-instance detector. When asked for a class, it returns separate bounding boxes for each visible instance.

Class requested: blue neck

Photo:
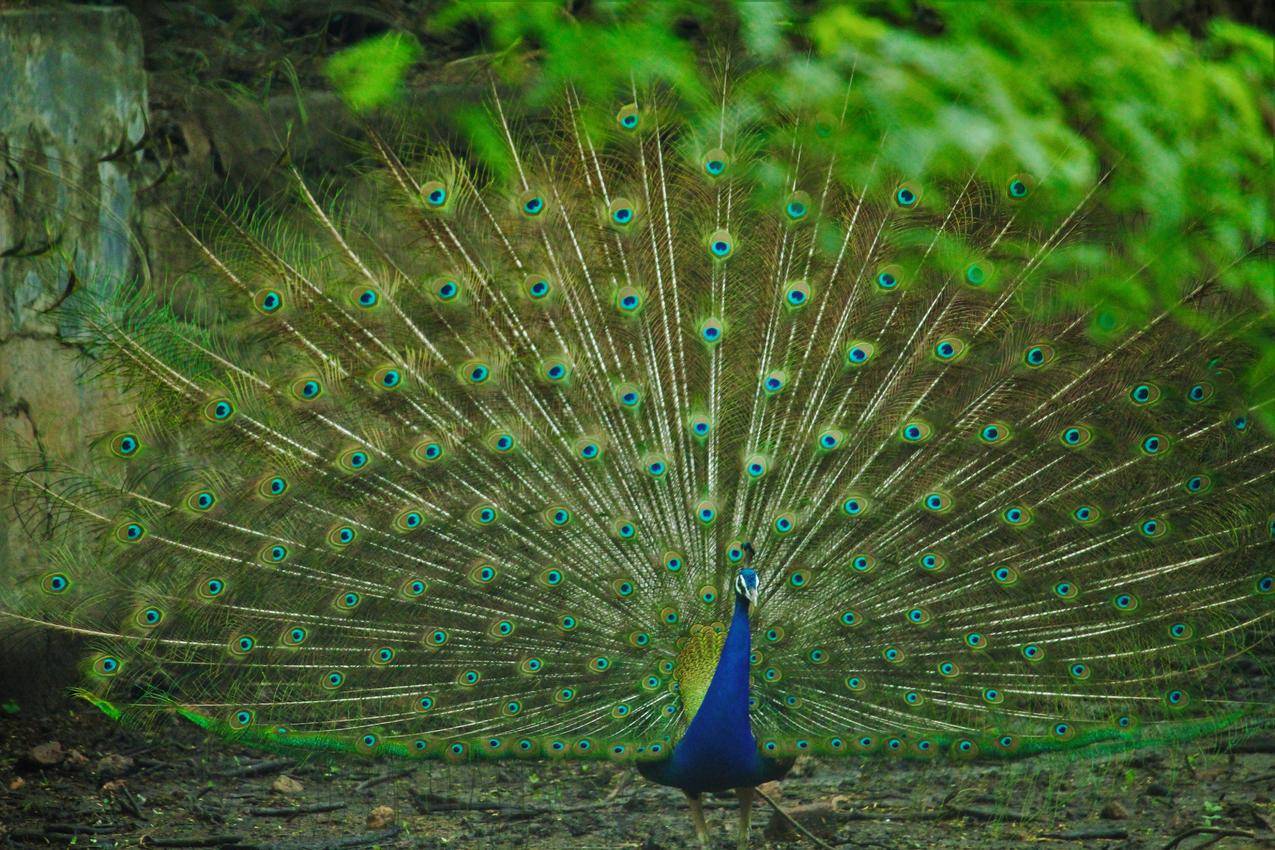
[641,593,776,794]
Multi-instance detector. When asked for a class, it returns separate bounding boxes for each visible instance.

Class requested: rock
[8,776,25,791]
[1101,800,1130,819]
[0,5,146,705]
[367,804,395,829]
[1145,782,1171,798]
[272,774,305,795]
[25,740,65,767]
[95,753,135,778]
[64,748,89,768]
[101,778,128,794]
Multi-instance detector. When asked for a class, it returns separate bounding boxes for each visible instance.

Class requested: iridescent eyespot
[1001,505,1032,527]
[1023,344,1054,368]
[372,646,396,665]
[918,552,946,572]
[979,422,1010,444]
[422,180,448,208]
[199,577,227,599]
[110,433,141,458]
[327,525,357,547]
[93,655,122,676]
[115,521,146,543]
[694,500,717,525]
[964,631,987,650]
[291,376,323,401]
[816,428,844,451]
[338,448,370,472]
[1187,382,1214,403]
[905,607,930,625]
[614,287,643,315]
[1138,517,1168,538]
[283,626,307,645]
[688,414,713,440]
[427,629,449,647]
[574,436,604,460]
[229,709,254,729]
[402,578,428,598]
[702,148,729,177]
[205,398,236,422]
[616,103,640,130]
[762,370,787,394]
[844,340,876,367]
[772,512,797,536]
[371,365,403,389]
[461,359,493,385]
[1007,174,1033,199]
[850,554,875,573]
[963,261,992,287]
[1184,474,1212,494]
[1111,592,1139,612]
[922,491,951,512]
[742,454,768,480]
[1165,689,1189,708]
[524,274,554,300]
[337,591,361,610]
[613,519,636,539]
[933,337,966,361]
[991,566,1018,586]
[432,276,462,302]
[782,279,811,308]
[937,660,959,677]
[1069,662,1091,681]
[520,191,546,217]
[1053,580,1079,600]
[470,504,498,525]
[187,489,217,512]
[783,189,811,222]
[1140,434,1168,456]
[900,420,932,443]
[254,288,284,313]
[645,456,668,478]
[260,543,289,564]
[1072,504,1101,524]
[612,578,635,598]
[1168,622,1193,640]
[230,634,256,656]
[875,265,902,291]
[42,573,71,594]
[845,675,866,691]
[608,198,636,227]
[413,438,445,463]
[882,646,904,663]
[487,430,516,453]
[841,493,870,517]
[894,182,920,208]
[698,317,724,345]
[458,669,481,686]
[839,609,861,628]
[1060,425,1093,448]
[807,647,828,664]
[707,229,734,259]
[395,509,425,532]
[352,287,379,308]
[1128,383,1161,406]
[1021,643,1045,661]
[788,570,809,588]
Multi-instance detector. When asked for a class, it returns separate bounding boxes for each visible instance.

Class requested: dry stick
[353,767,415,792]
[755,787,837,850]
[1161,826,1262,850]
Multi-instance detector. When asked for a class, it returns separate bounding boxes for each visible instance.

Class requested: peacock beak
[743,585,759,608]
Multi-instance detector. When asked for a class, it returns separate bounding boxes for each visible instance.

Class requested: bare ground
[1,695,1273,849]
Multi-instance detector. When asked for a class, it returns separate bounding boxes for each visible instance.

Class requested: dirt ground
[1,694,1272,850]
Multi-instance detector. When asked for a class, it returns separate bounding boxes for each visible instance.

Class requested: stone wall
[0,6,147,702]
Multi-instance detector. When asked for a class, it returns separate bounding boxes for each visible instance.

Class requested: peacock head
[734,568,759,608]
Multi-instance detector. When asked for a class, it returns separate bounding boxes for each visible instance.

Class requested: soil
[1,694,1272,849]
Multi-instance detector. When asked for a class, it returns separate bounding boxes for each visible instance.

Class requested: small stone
[26,741,65,767]
[101,778,128,794]
[272,774,304,795]
[1145,782,1170,798]
[64,748,89,767]
[96,753,135,778]
[1101,800,1130,819]
[8,776,25,791]
[367,804,395,829]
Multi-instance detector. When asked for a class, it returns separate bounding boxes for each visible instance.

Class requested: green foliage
[421,0,1275,427]
[325,31,422,112]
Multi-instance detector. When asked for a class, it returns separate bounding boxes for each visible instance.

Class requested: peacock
[3,65,1273,850]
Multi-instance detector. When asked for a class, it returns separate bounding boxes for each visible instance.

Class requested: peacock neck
[640,592,771,794]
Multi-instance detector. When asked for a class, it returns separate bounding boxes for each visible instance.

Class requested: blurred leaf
[325,31,422,112]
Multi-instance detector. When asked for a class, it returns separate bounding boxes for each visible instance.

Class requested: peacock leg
[735,786,755,849]
[685,791,710,847]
